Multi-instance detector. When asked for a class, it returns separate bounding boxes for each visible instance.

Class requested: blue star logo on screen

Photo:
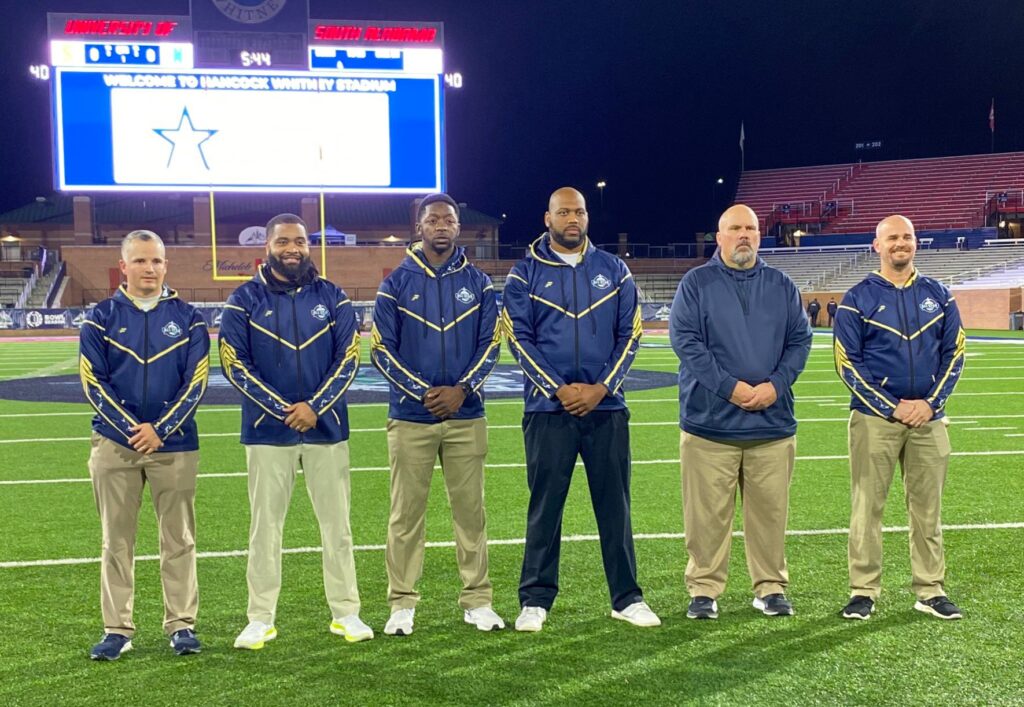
[154,108,218,169]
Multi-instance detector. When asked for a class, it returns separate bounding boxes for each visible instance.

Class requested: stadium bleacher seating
[734,152,1024,234]
[820,244,1024,290]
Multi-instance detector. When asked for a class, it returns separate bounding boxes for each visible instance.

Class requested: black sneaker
[753,593,794,616]
[170,628,202,655]
[686,596,719,620]
[90,633,132,661]
[914,595,962,620]
[841,595,874,620]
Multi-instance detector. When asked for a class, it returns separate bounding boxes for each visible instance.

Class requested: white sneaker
[330,614,374,642]
[612,600,662,627]
[515,606,547,632]
[384,608,415,636]
[464,605,506,631]
[234,621,277,650]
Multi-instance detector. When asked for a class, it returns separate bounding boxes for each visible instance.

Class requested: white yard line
[3,449,1022,487]
[3,521,1022,569]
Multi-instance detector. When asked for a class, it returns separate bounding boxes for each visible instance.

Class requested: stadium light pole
[596,181,607,210]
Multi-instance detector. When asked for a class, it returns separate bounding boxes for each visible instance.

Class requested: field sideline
[1,331,1022,706]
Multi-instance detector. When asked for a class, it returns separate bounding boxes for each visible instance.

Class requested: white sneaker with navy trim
[612,600,662,627]
[515,606,547,632]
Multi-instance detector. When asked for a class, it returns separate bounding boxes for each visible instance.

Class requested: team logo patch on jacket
[591,273,612,290]
[311,304,329,321]
[919,297,940,313]
[161,321,183,338]
[455,287,475,304]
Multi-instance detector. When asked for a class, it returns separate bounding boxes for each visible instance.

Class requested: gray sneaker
[753,593,794,616]
[686,596,719,620]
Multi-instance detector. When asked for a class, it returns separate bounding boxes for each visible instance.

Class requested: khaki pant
[681,431,795,599]
[88,433,199,637]
[386,417,492,610]
[245,442,359,624]
[848,411,951,600]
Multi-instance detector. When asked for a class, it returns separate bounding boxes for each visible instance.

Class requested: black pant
[518,409,642,611]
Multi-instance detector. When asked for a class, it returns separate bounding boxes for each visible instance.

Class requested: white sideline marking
[3,522,1023,569]
[3,449,1023,486]
[6,411,1024,443]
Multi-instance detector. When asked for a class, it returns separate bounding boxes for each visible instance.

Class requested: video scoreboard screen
[47,5,446,194]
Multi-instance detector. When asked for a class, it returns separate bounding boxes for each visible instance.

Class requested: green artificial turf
[1,334,1022,706]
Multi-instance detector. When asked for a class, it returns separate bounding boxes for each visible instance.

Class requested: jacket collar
[869,267,919,289]
[403,242,467,278]
[114,283,177,309]
[254,263,319,293]
[709,247,764,278]
[528,232,595,267]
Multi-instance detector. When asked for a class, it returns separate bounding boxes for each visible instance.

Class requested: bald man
[503,187,658,631]
[834,215,965,621]
[669,205,812,620]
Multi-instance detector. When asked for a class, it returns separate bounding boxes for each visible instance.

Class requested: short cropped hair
[121,230,164,260]
[417,193,460,222]
[266,213,307,239]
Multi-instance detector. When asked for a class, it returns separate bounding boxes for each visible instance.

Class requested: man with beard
[834,215,965,621]
[670,204,811,620]
[503,187,658,632]
[219,213,372,648]
[371,193,504,636]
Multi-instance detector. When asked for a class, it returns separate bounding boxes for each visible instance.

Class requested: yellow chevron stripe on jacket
[602,303,643,393]
[311,329,361,414]
[928,326,966,408]
[154,357,210,436]
[459,314,502,392]
[218,338,289,418]
[501,308,558,391]
[79,355,139,438]
[370,322,430,399]
[833,338,888,417]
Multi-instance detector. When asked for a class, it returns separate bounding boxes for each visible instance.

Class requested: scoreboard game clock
[46,1,449,195]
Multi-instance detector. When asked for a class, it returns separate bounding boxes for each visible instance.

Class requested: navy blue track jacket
[833,269,965,419]
[670,252,812,441]
[218,266,361,445]
[79,285,209,452]
[370,243,501,423]
[502,234,643,414]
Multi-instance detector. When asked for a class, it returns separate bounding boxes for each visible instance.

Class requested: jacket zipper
[572,266,580,380]
[142,310,149,414]
[436,275,447,381]
[290,295,303,433]
[896,287,916,390]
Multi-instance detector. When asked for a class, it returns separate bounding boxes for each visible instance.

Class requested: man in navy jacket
[371,193,504,635]
[219,213,371,648]
[834,215,965,621]
[503,187,659,632]
[80,230,209,660]
[670,204,812,620]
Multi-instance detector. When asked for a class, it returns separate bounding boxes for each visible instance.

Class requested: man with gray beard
[669,204,812,620]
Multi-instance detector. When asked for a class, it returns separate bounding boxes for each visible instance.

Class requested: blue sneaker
[90,633,132,661]
[170,628,202,655]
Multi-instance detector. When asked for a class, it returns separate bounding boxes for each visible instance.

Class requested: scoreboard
[47,3,446,194]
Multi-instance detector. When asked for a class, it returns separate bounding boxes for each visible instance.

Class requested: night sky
[1,0,1022,246]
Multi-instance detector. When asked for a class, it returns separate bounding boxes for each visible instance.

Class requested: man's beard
[732,245,755,266]
[268,252,313,281]
[550,226,585,251]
